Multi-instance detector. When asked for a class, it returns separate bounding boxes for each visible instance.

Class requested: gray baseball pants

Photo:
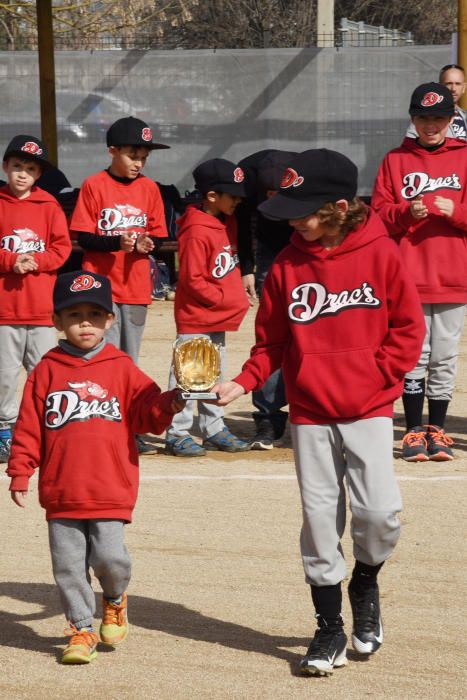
[405,303,466,400]
[48,519,131,629]
[106,302,148,364]
[291,417,401,587]
[166,332,226,440]
[0,325,56,425]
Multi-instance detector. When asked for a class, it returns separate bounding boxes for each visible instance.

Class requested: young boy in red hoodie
[165,158,250,456]
[212,150,425,675]
[7,270,184,664]
[70,116,170,455]
[0,135,71,463]
[372,82,467,462]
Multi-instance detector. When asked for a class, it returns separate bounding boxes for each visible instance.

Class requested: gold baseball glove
[173,336,221,392]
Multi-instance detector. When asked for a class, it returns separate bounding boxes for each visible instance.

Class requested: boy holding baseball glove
[7,270,184,664]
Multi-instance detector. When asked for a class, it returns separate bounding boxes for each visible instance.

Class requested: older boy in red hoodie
[373,82,467,461]
[165,158,250,456]
[7,270,184,664]
[212,150,424,675]
[0,135,71,463]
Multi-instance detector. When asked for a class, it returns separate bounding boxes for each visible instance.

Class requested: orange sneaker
[425,425,454,461]
[61,625,98,664]
[99,593,129,646]
[401,427,429,462]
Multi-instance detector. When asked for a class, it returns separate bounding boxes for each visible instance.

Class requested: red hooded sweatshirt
[372,137,467,303]
[174,206,249,332]
[0,185,71,325]
[234,210,425,424]
[7,343,178,521]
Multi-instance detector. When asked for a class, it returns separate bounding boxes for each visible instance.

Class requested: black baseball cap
[106,116,170,150]
[3,134,53,170]
[193,158,246,196]
[258,149,358,220]
[54,270,114,314]
[409,82,455,117]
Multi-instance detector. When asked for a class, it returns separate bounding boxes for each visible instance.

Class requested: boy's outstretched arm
[212,381,246,406]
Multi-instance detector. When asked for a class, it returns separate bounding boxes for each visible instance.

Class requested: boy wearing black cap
[373,82,467,462]
[70,116,170,453]
[0,135,71,463]
[165,158,250,456]
[212,149,424,675]
[7,269,184,664]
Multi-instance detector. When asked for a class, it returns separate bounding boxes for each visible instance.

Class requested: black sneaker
[401,426,429,462]
[249,421,275,450]
[425,425,454,461]
[300,615,347,676]
[348,583,383,654]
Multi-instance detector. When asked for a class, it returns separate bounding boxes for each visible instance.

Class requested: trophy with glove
[173,336,221,400]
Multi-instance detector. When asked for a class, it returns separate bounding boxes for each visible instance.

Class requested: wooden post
[317,0,334,48]
[36,0,57,166]
[459,0,467,109]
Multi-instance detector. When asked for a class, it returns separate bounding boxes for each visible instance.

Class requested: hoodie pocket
[39,436,135,509]
[295,348,386,419]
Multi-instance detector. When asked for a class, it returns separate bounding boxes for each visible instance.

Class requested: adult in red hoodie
[7,270,184,664]
[372,82,467,462]
[0,135,71,464]
[165,158,250,457]
[212,150,424,676]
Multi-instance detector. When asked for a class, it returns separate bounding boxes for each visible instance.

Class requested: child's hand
[11,491,27,508]
[135,234,155,254]
[434,196,455,218]
[120,233,136,252]
[212,381,245,406]
[13,253,38,274]
[242,273,257,306]
[410,195,428,219]
[171,394,186,413]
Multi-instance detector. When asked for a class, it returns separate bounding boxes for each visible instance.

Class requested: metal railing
[338,18,414,47]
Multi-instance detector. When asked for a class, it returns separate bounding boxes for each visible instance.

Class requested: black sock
[310,583,342,621]
[427,399,449,429]
[349,560,383,591]
[402,377,425,430]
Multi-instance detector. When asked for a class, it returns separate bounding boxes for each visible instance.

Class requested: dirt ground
[1,300,466,700]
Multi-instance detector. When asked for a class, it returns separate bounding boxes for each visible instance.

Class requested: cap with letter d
[258,148,358,220]
[106,116,170,150]
[409,82,455,117]
[53,270,114,314]
[3,134,53,170]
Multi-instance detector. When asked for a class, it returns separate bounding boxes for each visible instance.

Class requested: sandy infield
[1,300,466,699]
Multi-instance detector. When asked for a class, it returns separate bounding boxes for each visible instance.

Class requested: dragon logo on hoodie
[1,227,46,253]
[45,380,121,429]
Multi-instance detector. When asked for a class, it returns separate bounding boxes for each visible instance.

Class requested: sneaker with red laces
[100,593,129,646]
[425,425,454,461]
[401,427,429,462]
[61,625,98,664]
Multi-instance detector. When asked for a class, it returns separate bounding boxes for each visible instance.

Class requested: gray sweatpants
[48,519,131,629]
[106,302,148,364]
[291,417,401,587]
[405,303,466,400]
[0,325,57,425]
[166,332,226,440]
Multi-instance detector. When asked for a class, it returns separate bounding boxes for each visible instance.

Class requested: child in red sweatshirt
[0,135,71,463]
[165,158,250,456]
[212,150,425,676]
[7,270,184,664]
[372,82,467,462]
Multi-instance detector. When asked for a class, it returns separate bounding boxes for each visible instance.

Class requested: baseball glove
[173,336,221,392]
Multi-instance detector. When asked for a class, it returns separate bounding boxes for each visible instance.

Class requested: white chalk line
[1,474,466,483]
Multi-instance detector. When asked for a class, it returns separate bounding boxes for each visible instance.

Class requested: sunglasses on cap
[439,63,465,76]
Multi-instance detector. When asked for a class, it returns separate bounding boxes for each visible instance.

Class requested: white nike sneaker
[300,615,348,677]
